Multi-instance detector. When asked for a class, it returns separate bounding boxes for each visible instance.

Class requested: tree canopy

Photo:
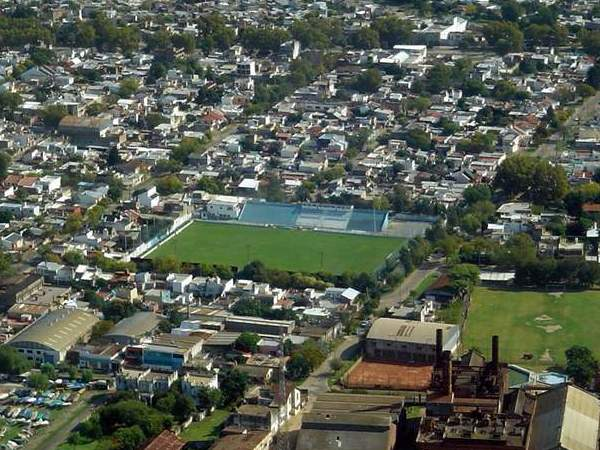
[494,155,568,204]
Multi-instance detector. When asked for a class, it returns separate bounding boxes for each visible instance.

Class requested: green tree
[371,16,412,48]
[196,385,222,410]
[171,137,207,164]
[235,332,261,353]
[372,196,390,210]
[118,78,140,98]
[112,425,145,450]
[286,353,310,380]
[482,21,524,54]
[587,62,600,90]
[64,211,84,234]
[153,255,181,273]
[107,147,120,167]
[295,340,326,370]
[405,96,431,113]
[427,64,453,94]
[463,185,492,205]
[353,68,382,93]
[108,177,124,202]
[85,204,105,227]
[501,0,524,21]
[41,105,67,128]
[405,128,432,151]
[239,26,291,54]
[580,30,600,57]
[91,320,114,340]
[98,399,171,436]
[101,300,137,323]
[457,132,496,154]
[197,176,225,194]
[156,175,183,195]
[448,263,480,294]
[0,91,23,118]
[220,368,248,406]
[565,345,598,387]
[350,27,380,49]
[0,346,32,375]
[29,372,49,391]
[461,213,482,235]
[259,173,286,202]
[0,151,10,178]
[40,363,57,379]
[529,161,568,204]
[493,154,537,197]
[437,235,462,261]
[496,233,537,267]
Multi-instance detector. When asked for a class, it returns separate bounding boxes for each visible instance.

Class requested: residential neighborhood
[0,0,600,449]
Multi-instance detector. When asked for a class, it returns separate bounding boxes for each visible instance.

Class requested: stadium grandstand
[237,200,389,233]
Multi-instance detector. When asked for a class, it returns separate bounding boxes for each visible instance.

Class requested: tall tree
[0,151,10,178]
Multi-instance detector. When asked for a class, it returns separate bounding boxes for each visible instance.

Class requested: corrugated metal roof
[8,308,98,353]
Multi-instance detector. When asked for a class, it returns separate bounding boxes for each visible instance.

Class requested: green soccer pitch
[147,221,405,274]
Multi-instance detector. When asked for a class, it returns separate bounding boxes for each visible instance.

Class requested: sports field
[462,288,600,370]
[147,221,405,274]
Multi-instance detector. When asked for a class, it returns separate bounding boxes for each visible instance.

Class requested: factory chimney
[435,328,443,366]
[492,335,499,369]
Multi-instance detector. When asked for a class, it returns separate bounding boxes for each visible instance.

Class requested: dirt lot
[345,361,432,391]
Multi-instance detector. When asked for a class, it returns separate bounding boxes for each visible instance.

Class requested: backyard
[148,221,405,274]
[179,409,230,443]
[462,287,600,370]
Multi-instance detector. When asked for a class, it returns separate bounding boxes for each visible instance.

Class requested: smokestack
[435,328,443,366]
[492,335,499,368]
[443,350,453,396]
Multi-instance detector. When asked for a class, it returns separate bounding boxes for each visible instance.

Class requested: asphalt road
[300,335,361,396]
[535,92,600,159]
[379,259,443,310]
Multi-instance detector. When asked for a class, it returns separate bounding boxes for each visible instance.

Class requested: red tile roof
[142,430,185,450]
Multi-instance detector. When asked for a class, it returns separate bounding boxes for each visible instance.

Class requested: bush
[329,358,342,371]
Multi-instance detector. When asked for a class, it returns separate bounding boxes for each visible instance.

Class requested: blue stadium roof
[238,201,388,233]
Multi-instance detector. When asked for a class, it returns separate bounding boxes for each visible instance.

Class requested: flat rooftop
[367,318,458,345]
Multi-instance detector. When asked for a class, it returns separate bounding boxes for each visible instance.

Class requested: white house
[137,186,160,209]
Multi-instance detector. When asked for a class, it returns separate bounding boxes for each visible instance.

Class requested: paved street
[535,92,600,159]
[379,259,443,310]
[300,335,360,396]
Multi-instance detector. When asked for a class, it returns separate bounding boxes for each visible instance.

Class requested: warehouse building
[104,311,163,345]
[527,384,599,450]
[365,318,459,364]
[7,309,98,364]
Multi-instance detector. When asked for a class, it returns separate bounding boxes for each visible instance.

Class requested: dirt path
[25,392,108,450]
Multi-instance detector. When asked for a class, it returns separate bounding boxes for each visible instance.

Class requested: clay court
[344,361,433,391]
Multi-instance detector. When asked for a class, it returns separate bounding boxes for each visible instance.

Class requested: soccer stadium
[146,200,405,274]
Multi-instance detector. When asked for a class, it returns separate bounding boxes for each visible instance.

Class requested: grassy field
[57,440,111,450]
[411,273,438,299]
[179,409,229,443]
[148,221,405,274]
[462,288,600,370]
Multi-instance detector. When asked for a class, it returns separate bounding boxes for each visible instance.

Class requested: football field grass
[462,287,600,370]
[147,221,405,274]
